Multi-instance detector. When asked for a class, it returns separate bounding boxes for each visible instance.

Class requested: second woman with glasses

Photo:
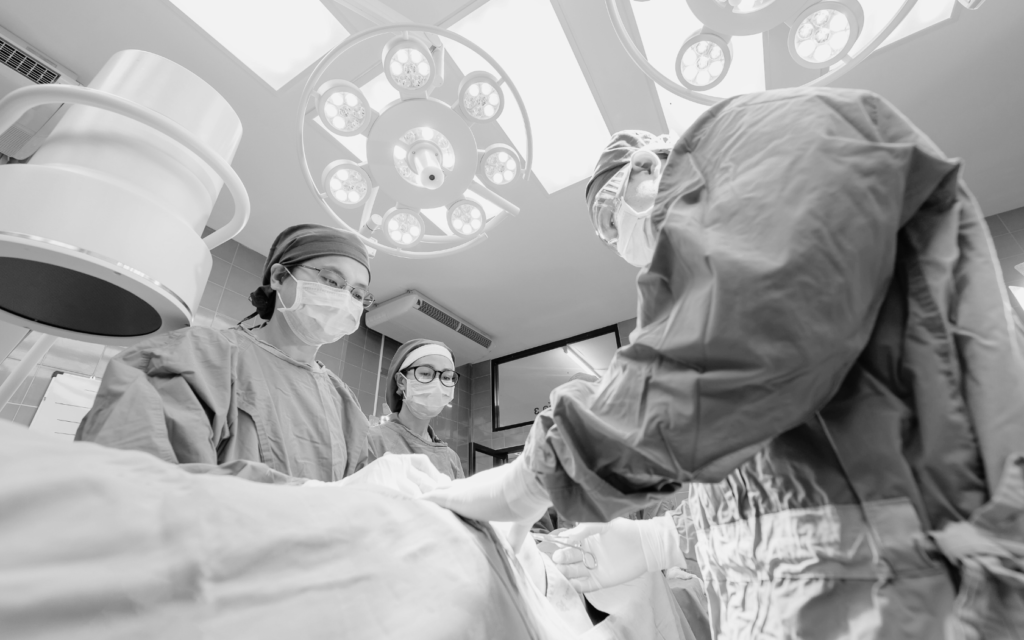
[367,339,465,479]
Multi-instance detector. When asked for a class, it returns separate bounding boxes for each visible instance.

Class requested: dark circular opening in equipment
[0,258,163,337]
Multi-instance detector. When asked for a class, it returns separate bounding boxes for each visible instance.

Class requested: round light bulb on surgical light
[382,208,425,247]
[316,80,371,137]
[676,32,731,91]
[446,200,486,238]
[321,160,371,209]
[458,71,504,122]
[479,144,519,187]
[789,1,861,69]
[385,40,434,91]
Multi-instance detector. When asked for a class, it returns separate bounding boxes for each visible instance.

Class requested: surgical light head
[788,1,862,69]
[0,49,247,344]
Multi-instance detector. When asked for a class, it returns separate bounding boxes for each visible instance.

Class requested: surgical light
[447,200,486,238]
[393,127,454,190]
[608,0,959,107]
[322,160,371,208]
[300,24,533,259]
[0,50,247,344]
[480,144,519,187]
[0,50,248,407]
[317,80,373,136]
[383,207,425,247]
[789,1,862,68]
[676,32,732,91]
[384,37,435,94]
[458,71,504,122]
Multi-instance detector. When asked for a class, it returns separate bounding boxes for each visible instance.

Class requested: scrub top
[77,325,368,484]
[366,415,465,480]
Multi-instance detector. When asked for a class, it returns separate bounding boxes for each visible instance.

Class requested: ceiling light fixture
[789,1,863,68]
[316,80,375,136]
[299,24,534,259]
[322,160,372,208]
[383,37,437,95]
[382,207,426,248]
[609,0,943,106]
[446,199,486,239]
[458,71,504,122]
[676,31,733,91]
[479,144,520,187]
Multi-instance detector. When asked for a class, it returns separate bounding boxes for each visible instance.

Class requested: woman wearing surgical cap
[366,339,465,479]
[77,224,374,485]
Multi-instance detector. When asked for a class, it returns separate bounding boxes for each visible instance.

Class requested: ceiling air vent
[0,25,79,160]
[417,299,461,332]
[366,290,492,363]
[457,323,491,349]
[0,36,60,85]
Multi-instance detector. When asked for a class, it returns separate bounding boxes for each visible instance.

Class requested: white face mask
[402,377,454,419]
[614,200,656,268]
[277,274,362,346]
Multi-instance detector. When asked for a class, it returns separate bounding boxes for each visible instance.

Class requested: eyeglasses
[403,365,459,387]
[294,265,375,308]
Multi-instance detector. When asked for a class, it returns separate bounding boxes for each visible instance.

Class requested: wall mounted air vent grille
[416,300,462,332]
[0,37,59,85]
[457,324,492,349]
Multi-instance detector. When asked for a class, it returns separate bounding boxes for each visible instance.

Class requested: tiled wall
[0,330,122,426]
[463,318,637,474]
[0,235,472,469]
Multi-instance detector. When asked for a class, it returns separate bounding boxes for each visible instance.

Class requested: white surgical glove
[308,453,452,496]
[551,515,686,593]
[422,455,552,525]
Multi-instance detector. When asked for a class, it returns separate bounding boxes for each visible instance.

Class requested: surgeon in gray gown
[77,224,374,485]
[367,339,465,480]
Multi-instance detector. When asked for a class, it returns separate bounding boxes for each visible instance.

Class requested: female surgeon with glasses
[76,224,432,488]
[367,339,465,479]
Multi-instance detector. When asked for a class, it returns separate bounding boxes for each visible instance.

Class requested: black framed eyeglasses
[294,265,375,308]
[403,365,459,387]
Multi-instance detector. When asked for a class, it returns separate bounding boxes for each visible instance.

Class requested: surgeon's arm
[77,331,304,486]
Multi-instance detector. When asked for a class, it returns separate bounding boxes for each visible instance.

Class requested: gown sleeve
[449,448,466,480]
[523,90,963,522]
[76,328,303,485]
[365,428,386,464]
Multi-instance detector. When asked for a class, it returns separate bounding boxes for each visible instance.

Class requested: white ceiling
[1,0,1021,362]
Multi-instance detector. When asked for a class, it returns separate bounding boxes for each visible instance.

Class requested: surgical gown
[77,325,368,484]
[366,415,465,480]
[523,88,1024,638]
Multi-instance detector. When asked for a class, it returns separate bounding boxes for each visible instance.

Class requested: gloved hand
[551,515,685,593]
[422,455,552,525]
[307,453,452,496]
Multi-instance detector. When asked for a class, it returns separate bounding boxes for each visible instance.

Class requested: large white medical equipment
[0,49,249,408]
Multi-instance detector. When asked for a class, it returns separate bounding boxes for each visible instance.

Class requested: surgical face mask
[277,273,362,346]
[401,377,454,420]
[614,201,656,267]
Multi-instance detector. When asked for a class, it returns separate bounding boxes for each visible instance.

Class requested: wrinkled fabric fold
[930,454,1024,640]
